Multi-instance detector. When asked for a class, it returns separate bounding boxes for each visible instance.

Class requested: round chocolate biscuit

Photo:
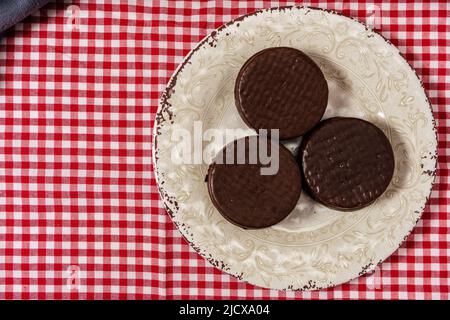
[234,47,328,140]
[300,117,395,211]
[207,136,301,229]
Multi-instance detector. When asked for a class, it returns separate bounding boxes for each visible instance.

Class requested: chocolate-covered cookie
[207,136,301,229]
[300,117,395,211]
[235,47,328,140]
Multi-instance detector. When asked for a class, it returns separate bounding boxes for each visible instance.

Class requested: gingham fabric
[0,0,448,300]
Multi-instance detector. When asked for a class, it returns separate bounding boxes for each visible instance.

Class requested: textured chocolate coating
[235,47,328,140]
[207,136,301,229]
[300,117,395,211]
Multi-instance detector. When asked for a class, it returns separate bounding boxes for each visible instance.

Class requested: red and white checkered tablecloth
[0,0,448,300]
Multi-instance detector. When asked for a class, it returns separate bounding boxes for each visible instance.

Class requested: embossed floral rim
[152,6,438,291]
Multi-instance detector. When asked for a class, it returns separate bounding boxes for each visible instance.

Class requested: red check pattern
[0,0,448,300]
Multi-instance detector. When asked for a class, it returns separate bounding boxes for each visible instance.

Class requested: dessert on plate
[207,135,301,229]
[299,117,395,210]
[234,47,329,140]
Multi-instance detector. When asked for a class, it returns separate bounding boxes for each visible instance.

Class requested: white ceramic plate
[153,6,437,290]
